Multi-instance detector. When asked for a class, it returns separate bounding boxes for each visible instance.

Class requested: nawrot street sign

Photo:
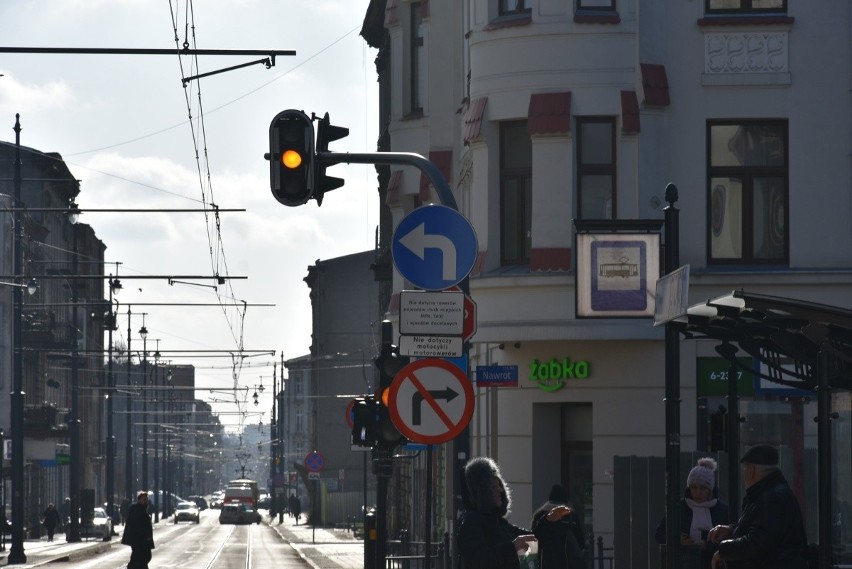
[388,358,474,445]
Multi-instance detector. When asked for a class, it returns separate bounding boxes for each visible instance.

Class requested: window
[577,0,615,10]
[295,408,303,431]
[707,121,788,265]
[705,0,785,14]
[500,121,532,266]
[576,118,616,219]
[295,375,303,395]
[410,2,424,114]
[499,0,531,16]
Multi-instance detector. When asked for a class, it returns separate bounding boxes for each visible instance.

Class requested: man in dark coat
[457,457,538,569]
[122,491,154,569]
[709,445,807,569]
[42,503,61,542]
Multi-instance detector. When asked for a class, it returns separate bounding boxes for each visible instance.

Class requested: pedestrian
[289,493,302,525]
[531,484,586,569]
[655,457,729,569]
[456,456,538,569]
[59,497,71,530]
[120,497,131,526]
[42,503,61,542]
[709,445,807,569]
[121,491,155,569]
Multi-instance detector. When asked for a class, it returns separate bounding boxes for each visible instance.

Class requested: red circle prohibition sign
[388,358,474,445]
[304,450,325,472]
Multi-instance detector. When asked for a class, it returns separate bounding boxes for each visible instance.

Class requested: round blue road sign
[392,205,478,291]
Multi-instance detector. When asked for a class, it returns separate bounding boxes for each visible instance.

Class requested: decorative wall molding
[704,31,788,75]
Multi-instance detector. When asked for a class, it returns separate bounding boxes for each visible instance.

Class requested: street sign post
[387,358,474,445]
[392,205,477,291]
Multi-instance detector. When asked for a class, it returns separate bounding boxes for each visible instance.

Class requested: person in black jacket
[709,445,807,569]
[457,457,538,569]
[655,457,729,569]
[122,491,154,569]
[42,503,61,542]
[531,484,586,569]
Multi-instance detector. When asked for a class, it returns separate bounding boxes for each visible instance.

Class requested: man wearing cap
[708,445,807,569]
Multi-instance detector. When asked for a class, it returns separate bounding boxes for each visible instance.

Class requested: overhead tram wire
[168,1,249,400]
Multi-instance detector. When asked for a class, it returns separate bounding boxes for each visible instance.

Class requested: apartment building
[362,0,852,560]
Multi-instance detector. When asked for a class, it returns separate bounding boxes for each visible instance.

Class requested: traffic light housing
[351,396,378,448]
[314,112,349,206]
[373,342,410,448]
[266,109,315,206]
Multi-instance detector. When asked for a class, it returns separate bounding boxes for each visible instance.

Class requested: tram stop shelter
[669,289,852,569]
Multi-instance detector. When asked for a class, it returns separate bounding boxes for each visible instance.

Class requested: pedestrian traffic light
[314,112,348,206]
[266,109,315,206]
[351,396,378,448]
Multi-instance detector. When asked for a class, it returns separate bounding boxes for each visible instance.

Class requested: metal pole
[106,279,116,533]
[726,360,740,519]
[8,113,27,564]
[1,427,6,552]
[125,307,133,500]
[141,333,148,493]
[817,350,832,569]
[152,352,159,523]
[663,183,680,569]
[67,212,81,543]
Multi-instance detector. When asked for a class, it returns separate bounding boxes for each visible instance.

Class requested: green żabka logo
[529,358,590,392]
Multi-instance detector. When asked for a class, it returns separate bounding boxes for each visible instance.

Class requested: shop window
[707,120,788,265]
[500,121,532,266]
[705,0,785,15]
[576,117,616,219]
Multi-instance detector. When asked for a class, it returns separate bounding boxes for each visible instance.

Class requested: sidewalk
[266,512,364,569]
[0,512,365,569]
[0,534,112,568]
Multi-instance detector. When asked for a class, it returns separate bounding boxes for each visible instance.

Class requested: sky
[0,0,380,431]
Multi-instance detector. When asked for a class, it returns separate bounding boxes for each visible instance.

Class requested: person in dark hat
[456,457,538,569]
[655,457,729,569]
[531,484,586,569]
[708,445,807,569]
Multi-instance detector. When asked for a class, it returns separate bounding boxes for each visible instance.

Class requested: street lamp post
[125,307,134,502]
[105,276,121,533]
[152,346,160,523]
[66,197,82,544]
[8,114,27,564]
[139,323,148,495]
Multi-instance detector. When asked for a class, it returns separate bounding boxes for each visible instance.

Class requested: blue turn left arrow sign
[392,205,478,290]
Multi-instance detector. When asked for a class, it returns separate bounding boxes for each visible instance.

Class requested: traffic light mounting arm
[315,151,457,211]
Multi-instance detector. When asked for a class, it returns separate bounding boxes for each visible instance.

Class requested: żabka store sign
[529,357,591,392]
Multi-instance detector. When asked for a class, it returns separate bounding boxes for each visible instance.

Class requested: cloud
[0,74,74,114]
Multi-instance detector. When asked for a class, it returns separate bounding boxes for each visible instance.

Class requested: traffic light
[266,109,315,206]
[314,112,349,206]
[351,396,378,447]
[373,340,410,448]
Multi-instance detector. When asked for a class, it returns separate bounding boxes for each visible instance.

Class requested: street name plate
[399,290,464,335]
[399,335,463,358]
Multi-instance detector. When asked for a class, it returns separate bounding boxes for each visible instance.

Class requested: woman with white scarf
[655,457,730,569]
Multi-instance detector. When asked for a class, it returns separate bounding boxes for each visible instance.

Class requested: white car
[69,507,112,541]
[174,501,200,524]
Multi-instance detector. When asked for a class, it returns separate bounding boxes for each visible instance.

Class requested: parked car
[68,507,112,541]
[174,501,200,524]
[218,503,242,525]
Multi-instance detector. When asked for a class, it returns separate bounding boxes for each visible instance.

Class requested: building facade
[362,0,852,564]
